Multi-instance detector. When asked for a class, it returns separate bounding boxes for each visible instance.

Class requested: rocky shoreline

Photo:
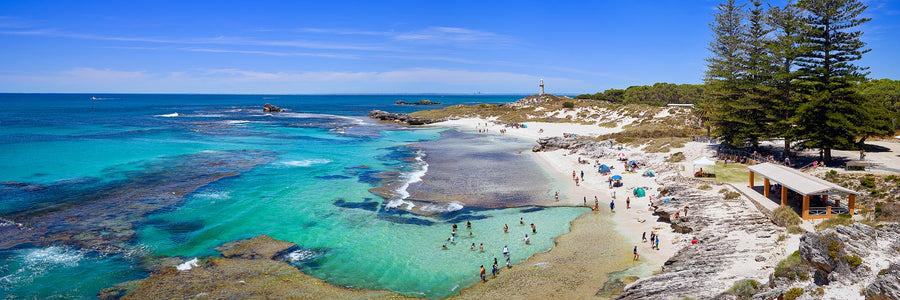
[100,235,408,299]
[369,110,447,125]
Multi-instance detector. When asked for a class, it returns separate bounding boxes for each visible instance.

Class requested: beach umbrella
[643,170,655,177]
[611,175,622,180]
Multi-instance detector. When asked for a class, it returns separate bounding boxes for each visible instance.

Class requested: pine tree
[767,2,803,157]
[740,0,776,149]
[794,0,871,162]
[705,0,747,146]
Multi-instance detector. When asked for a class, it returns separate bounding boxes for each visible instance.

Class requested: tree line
[703,0,896,162]
[578,0,898,162]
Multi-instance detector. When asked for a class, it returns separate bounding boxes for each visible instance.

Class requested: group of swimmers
[455,217,540,283]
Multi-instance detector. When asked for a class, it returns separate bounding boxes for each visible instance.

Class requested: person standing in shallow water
[633,246,639,261]
[480,265,486,282]
[520,217,524,225]
[531,223,536,234]
[503,224,508,233]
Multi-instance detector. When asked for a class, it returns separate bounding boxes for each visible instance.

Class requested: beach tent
[693,157,717,177]
[599,164,611,175]
[633,188,646,197]
[611,175,622,180]
[643,170,655,177]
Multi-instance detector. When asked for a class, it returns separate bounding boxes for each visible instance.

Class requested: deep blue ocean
[0,94,589,299]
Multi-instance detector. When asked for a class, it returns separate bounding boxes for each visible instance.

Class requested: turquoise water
[0,94,586,299]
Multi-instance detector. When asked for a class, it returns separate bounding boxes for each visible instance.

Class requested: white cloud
[0,67,583,94]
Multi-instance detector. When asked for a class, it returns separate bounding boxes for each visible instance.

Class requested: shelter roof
[748,163,858,196]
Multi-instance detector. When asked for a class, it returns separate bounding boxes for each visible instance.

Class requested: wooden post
[833,195,839,207]
[781,186,787,206]
[826,206,832,217]
[849,194,856,215]
[749,171,755,189]
[802,195,810,220]
[764,178,770,197]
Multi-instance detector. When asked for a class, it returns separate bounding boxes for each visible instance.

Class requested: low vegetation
[774,251,811,281]
[667,151,686,163]
[773,206,802,227]
[725,279,760,299]
[814,214,854,231]
[784,288,805,300]
[821,172,900,223]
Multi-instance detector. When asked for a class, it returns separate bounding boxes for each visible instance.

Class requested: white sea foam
[24,246,83,267]
[176,258,199,271]
[385,151,429,211]
[154,113,179,117]
[194,191,230,200]
[285,249,317,262]
[418,202,464,213]
[279,159,332,167]
[225,120,250,125]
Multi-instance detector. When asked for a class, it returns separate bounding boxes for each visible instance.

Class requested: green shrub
[667,151,686,162]
[562,101,575,108]
[773,206,802,227]
[844,254,862,268]
[814,214,853,231]
[723,191,740,200]
[860,175,876,189]
[719,188,729,194]
[726,279,760,299]
[775,251,810,281]
[784,288,804,300]
[698,184,712,190]
[879,268,889,276]
[787,225,805,234]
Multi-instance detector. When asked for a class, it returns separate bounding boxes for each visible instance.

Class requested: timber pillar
[849,194,856,215]
[749,171,755,188]
[763,178,770,198]
[802,195,810,220]
[781,186,787,206]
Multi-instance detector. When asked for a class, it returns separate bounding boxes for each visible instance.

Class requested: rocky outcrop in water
[617,176,787,300]
[369,110,444,125]
[395,99,439,105]
[99,235,406,300]
[263,103,283,112]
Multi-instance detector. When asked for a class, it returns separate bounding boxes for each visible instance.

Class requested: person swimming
[471,243,476,250]
[503,224,508,233]
[523,234,530,244]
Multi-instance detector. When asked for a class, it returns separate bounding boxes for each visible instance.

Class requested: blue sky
[0,0,897,94]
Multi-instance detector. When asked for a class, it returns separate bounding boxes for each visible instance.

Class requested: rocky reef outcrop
[99,235,406,299]
[368,110,444,125]
[866,262,900,300]
[395,99,440,105]
[263,103,283,112]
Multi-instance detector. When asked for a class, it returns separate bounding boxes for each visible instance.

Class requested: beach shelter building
[747,163,858,220]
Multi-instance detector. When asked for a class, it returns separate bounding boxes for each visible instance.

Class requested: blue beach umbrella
[611,175,623,180]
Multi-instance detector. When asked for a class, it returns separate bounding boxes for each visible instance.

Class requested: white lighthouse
[539,79,544,95]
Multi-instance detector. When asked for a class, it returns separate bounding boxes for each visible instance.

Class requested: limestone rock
[799,223,878,283]
[395,99,439,105]
[263,103,283,112]
[215,234,297,259]
[368,110,444,125]
[866,262,900,300]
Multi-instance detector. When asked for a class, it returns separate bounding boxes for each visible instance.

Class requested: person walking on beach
[626,197,631,209]
[633,246,639,261]
[655,236,660,250]
[491,263,498,278]
[531,223,536,234]
[506,255,511,269]
[575,177,580,186]
[580,170,584,180]
[583,196,587,206]
[642,232,647,243]
[610,200,615,212]
[555,191,559,202]
[480,265,486,282]
[572,170,576,180]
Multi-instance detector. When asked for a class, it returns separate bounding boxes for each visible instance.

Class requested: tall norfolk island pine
[794,0,873,162]
[767,2,803,157]
[705,0,748,147]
